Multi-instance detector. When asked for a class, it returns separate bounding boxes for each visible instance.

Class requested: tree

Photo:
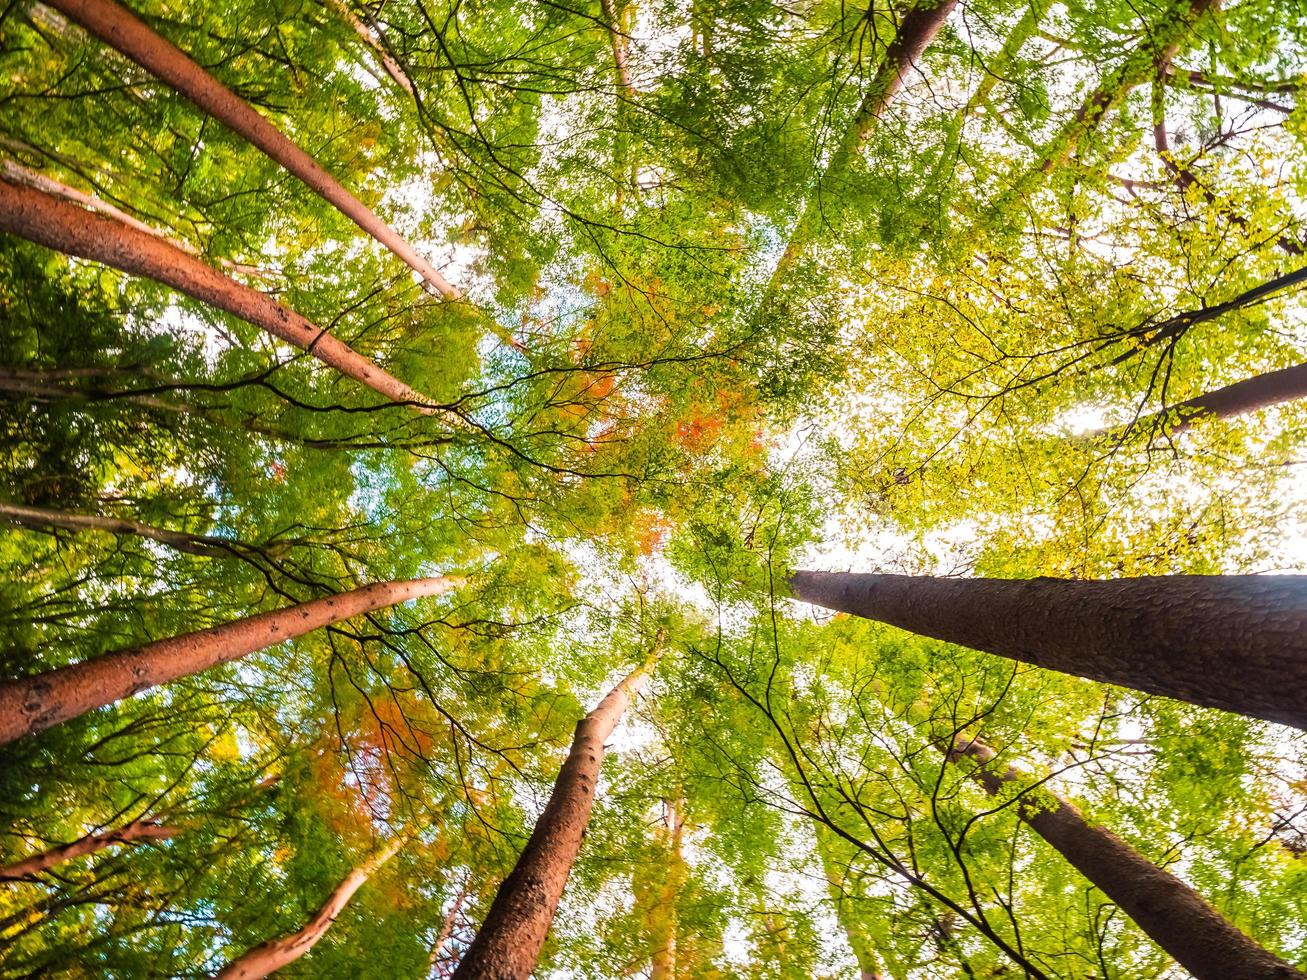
[788,571,1307,729]
[944,735,1303,979]
[0,577,461,744]
[453,633,663,979]
[215,835,407,979]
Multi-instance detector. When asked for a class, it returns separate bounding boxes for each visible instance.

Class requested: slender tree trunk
[215,836,406,979]
[648,796,685,980]
[320,0,415,96]
[768,0,957,284]
[787,571,1307,729]
[427,885,467,974]
[0,178,441,413]
[0,819,177,880]
[0,576,461,745]
[0,501,240,557]
[42,0,461,301]
[452,634,664,979]
[998,0,1215,206]
[947,736,1303,979]
[809,817,889,980]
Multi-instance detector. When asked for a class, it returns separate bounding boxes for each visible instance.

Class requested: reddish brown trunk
[949,738,1303,979]
[453,636,663,979]
[0,178,440,412]
[788,571,1307,729]
[43,0,460,301]
[215,836,405,979]
[0,576,461,744]
[0,819,177,880]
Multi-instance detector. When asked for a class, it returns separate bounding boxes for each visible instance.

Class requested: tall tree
[215,835,407,979]
[945,735,1304,979]
[789,571,1307,729]
[0,178,441,411]
[452,633,664,979]
[0,576,461,744]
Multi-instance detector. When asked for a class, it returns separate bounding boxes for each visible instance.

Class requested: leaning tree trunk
[0,576,461,745]
[769,0,957,283]
[452,634,664,979]
[42,0,461,301]
[215,836,406,979]
[0,178,440,413]
[0,819,177,880]
[947,737,1303,979]
[788,571,1307,730]
[1114,360,1307,437]
[0,501,248,558]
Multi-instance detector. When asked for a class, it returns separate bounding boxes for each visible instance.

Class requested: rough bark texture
[0,820,177,880]
[215,836,405,979]
[0,576,460,745]
[949,737,1304,979]
[452,637,663,980]
[43,0,460,300]
[788,571,1307,729]
[0,178,440,412]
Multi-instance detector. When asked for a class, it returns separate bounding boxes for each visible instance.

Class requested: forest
[0,0,1305,975]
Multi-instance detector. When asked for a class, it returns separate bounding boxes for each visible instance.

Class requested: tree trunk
[452,634,664,980]
[320,0,415,96]
[0,819,177,880]
[0,178,441,413]
[215,836,406,979]
[947,737,1303,979]
[427,885,467,973]
[1117,360,1307,437]
[770,0,957,281]
[0,576,461,745]
[0,501,239,557]
[648,797,685,980]
[42,0,461,301]
[787,571,1307,729]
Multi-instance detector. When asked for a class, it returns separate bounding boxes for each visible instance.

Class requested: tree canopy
[0,0,1305,975]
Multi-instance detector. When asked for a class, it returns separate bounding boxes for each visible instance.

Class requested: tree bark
[787,571,1307,729]
[0,576,461,745]
[0,177,442,413]
[215,835,406,979]
[1116,360,1307,437]
[0,501,240,557]
[947,736,1303,979]
[452,633,664,980]
[0,819,177,880]
[427,885,467,973]
[42,0,461,301]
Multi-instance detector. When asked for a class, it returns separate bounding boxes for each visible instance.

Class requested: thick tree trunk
[42,0,460,301]
[948,737,1303,979]
[787,571,1307,729]
[452,635,663,980]
[0,576,461,745]
[0,178,441,413]
[1119,361,1307,437]
[0,819,177,880]
[215,836,406,979]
